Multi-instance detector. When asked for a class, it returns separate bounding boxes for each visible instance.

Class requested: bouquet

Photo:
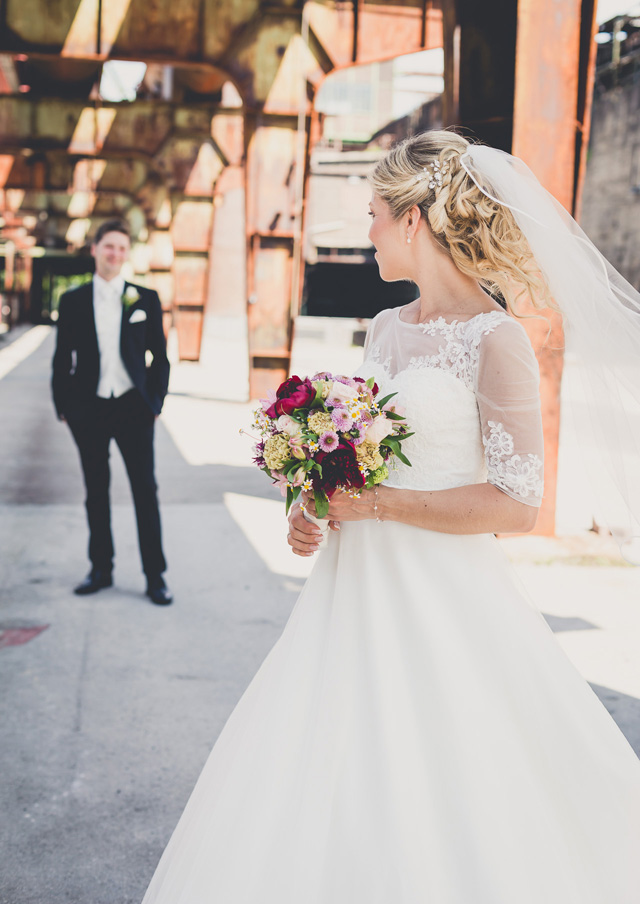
[251,372,412,520]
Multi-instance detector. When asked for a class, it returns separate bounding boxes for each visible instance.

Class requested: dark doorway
[302,261,418,319]
[31,254,94,323]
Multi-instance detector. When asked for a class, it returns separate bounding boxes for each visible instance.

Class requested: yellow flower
[263,433,293,470]
[356,440,383,472]
[313,380,333,399]
[307,411,333,434]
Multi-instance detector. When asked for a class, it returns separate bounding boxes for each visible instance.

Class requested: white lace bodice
[357,306,544,506]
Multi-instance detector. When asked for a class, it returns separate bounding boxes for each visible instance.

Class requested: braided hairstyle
[369,130,553,313]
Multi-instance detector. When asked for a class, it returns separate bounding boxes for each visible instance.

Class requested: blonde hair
[369,130,553,313]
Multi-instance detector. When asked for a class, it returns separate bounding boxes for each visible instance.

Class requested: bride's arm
[371,482,537,534]
[287,484,536,556]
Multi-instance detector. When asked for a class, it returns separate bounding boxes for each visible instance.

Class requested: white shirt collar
[94,273,126,299]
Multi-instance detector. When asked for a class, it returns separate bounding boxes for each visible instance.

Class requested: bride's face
[368,193,409,282]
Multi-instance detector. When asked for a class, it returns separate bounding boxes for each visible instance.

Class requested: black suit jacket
[52,280,170,419]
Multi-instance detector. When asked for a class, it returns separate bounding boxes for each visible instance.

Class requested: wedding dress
[142,306,640,904]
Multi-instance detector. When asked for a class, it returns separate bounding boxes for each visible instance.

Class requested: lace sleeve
[362,310,385,362]
[475,318,544,507]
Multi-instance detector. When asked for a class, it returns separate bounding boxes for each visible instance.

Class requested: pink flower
[289,466,306,487]
[260,389,278,413]
[277,414,301,435]
[383,401,406,418]
[326,396,346,409]
[288,434,307,460]
[318,431,340,452]
[331,408,352,431]
[365,414,394,444]
[348,424,366,445]
[272,472,289,497]
[329,381,359,403]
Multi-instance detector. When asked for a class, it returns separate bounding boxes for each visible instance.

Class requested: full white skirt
[142,522,640,903]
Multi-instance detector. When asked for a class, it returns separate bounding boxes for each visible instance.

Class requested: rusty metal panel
[173,307,204,359]
[148,230,174,270]
[211,113,245,167]
[207,165,247,319]
[4,0,82,48]
[246,123,297,235]
[512,0,585,537]
[513,0,583,206]
[171,200,214,252]
[183,143,222,196]
[307,0,440,69]
[173,255,208,303]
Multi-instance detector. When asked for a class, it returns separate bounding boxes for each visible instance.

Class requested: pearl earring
[406,234,411,244]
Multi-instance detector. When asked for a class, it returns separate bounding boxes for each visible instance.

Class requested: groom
[52,219,172,605]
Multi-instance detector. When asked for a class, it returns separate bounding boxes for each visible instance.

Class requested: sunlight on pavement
[161,395,255,467]
[0,326,51,381]
[224,492,315,580]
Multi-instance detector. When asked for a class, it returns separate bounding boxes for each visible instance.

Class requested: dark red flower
[266,375,315,418]
[313,441,364,497]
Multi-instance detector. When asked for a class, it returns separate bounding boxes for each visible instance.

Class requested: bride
[142,130,640,903]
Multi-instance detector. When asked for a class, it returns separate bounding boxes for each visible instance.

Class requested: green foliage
[314,489,330,520]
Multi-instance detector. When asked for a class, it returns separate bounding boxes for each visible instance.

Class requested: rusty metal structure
[0,0,599,535]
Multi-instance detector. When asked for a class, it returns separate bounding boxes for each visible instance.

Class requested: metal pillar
[244,112,302,399]
[511,0,597,537]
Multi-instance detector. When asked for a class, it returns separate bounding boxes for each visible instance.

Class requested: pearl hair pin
[414,159,449,189]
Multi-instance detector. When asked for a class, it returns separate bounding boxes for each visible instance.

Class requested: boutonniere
[122,285,141,309]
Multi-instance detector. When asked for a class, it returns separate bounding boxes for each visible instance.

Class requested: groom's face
[92,230,130,282]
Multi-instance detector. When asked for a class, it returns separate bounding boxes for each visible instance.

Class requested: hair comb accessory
[414,159,450,189]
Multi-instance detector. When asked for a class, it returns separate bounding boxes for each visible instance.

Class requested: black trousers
[67,389,167,583]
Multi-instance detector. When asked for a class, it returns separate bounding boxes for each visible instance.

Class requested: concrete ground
[1,325,639,904]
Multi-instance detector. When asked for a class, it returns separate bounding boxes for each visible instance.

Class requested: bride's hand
[287,503,339,557]
[302,488,377,523]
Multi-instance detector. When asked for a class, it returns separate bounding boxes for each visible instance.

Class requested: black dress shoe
[74,570,113,595]
[146,584,173,606]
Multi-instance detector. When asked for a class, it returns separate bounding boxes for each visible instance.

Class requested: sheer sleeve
[362,310,384,361]
[475,318,544,507]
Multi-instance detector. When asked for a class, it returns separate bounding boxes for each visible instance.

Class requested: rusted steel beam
[207,162,246,321]
[573,0,598,221]
[307,0,441,70]
[512,0,594,537]
[171,194,215,360]
[0,96,219,157]
[244,112,300,398]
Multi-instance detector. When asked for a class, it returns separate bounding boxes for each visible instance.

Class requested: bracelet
[373,486,382,523]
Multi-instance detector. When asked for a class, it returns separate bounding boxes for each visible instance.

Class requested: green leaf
[376,391,398,409]
[384,410,405,421]
[314,489,330,520]
[365,377,375,389]
[380,436,412,467]
[285,487,294,514]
